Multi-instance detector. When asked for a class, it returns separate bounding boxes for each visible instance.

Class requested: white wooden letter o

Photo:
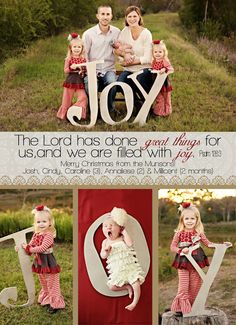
[84,213,150,297]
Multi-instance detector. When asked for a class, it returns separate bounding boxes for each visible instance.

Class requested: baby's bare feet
[125,302,136,311]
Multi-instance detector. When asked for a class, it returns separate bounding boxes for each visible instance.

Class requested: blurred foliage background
[0,0,235,64]
[0,189,73,241]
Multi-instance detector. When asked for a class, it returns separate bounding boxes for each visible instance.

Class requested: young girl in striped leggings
[21,205,65,313]
[151,40,174,117]
[57,33,87,120]
[170,202,230,315]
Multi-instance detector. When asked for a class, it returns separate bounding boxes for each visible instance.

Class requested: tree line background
[159,189,236,225]
[0,0,235,64]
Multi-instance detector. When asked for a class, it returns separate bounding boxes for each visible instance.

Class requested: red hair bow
[181,202,191,209]
[71,32,79,39]
[153,40,161,44]
[35,205,44,211]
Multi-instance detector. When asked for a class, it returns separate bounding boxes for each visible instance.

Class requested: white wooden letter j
[0,227,35,308]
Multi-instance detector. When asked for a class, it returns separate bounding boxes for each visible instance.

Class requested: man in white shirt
[82,5,120,112]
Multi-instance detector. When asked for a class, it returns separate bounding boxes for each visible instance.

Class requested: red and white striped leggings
[171,269,202,314]
[38,273,65,309]
[57,88,87,120]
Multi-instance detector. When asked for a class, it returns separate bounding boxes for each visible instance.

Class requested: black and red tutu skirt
[63,73,85,90]
[172,247,209,270]
[32,253,61,274]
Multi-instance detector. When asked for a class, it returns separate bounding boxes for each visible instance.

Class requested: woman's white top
[118,26,152,72]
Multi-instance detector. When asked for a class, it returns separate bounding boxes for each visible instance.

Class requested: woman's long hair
[125,6,144,26]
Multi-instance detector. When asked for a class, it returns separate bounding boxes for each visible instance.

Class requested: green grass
[0,243,72,325]
[0,13,235,131]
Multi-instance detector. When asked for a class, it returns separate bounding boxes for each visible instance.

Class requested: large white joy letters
[67,60,172,127]
[0,227,35,308]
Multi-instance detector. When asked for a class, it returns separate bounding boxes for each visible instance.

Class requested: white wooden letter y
[181,243,232,317]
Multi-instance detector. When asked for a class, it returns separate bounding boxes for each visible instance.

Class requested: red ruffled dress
[25,232,61,274]
[63,57,86,90]
[152,58,174,116]
[57,56,88,120]
[171,230,210,270]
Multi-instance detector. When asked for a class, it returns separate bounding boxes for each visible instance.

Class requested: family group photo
[0,0,235,131]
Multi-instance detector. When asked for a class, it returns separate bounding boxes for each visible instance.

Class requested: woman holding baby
[115,6,153,107]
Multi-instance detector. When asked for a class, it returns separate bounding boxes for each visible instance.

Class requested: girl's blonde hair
[32,206,56,238]
[66,37,85,60]
[125,6,144,26]
[176,205,204,234]
[152,40,168,59]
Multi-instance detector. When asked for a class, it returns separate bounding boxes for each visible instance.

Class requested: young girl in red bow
[170,203,231,315]
[21,205,65,313]
[151,40,174,117]
[57,33,88,120]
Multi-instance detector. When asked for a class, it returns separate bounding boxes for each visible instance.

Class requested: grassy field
[0,243,72,325]
[0,13,235,131]
[159,221,236,324]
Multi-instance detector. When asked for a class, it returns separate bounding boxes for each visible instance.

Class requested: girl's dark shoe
[42,304,50,308]
[174,311,183,317]
[150,111,160,119]
[48,306,60,314]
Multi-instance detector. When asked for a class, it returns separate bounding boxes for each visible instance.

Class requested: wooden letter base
[161,308,229,325]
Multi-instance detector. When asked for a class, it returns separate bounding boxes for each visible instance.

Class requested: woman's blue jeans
[117,68,153,103]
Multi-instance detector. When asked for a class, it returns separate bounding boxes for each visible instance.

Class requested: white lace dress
[106,241,145,287]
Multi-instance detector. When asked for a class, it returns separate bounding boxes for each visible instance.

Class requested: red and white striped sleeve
[163,58,174,73]
[64,57,71,73]
[200,233,213,247]
[170,232,181,254]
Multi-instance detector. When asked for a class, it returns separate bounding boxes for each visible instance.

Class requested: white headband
[110,207,128,226]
